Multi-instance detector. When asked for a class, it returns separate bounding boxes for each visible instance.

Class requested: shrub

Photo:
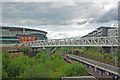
[58,62,88,77]
[22,64,49,78]
[20,48,30,53]
[2,49,88,78]
[104,53,112,59]
[73,50,79,55]
[6,56,27,77]
[2,52,12,70]
[2,69,8,78]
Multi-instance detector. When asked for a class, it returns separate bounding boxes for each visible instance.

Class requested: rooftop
[0,25,47,34]
[97,26,116,29]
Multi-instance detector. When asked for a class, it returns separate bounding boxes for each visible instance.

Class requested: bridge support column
[78,46,80,49]
[43,47,45,49]
[115,47,119,68]
[62,47,64,54]
[111,46,114,59]
[102,48,104,54]
[33,48,35,52]
[94,66,97,72]
[72,47,74,54]
[115,54,117,67]
[66,50,69,54]
[33,48,37,53]
[38,48,41,50]
[101,71,103,76]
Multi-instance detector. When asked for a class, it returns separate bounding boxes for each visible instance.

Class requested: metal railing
[18,36,119,47]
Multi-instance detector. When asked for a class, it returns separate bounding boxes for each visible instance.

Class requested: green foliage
[115,50,120,61]
[35,53,41,59]
[2,69,8,78]
[22,64,49,78]
[37,50,41,53]
[57,62,88,77]
[103,53,112,59]
[2,49,88,78]
[72,47,117,65]
[2,51,12,70]
[118,56,120,61]
[20,48,30,53]
[83,47,103,60]
[6,59,24,77]
[5,56,34,78]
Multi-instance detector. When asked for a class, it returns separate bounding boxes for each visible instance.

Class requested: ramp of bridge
[66,54,120,77]
[17,36,119,48]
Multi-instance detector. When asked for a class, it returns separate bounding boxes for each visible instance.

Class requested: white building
[108,28,118,37]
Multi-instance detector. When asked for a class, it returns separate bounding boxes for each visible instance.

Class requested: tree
[2,52,12,70]
[2,69,8,78]
[6,57,25,77]
[2,49,88,78]
[22,63,49,78]
[57,62,88,77]
[20,48,30,53]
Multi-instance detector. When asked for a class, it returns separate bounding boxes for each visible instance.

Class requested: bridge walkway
[63,55,113,79]
[66,54,120,77]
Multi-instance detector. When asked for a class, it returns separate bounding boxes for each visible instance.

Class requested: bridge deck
[66,54,120,76]
[19,36,119,47]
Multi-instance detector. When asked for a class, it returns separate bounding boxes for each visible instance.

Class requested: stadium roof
[0,24,47,34]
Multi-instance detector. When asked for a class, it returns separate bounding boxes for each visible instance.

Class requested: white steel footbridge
[17,36,119,48]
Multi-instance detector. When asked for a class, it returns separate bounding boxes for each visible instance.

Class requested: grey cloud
[119,2,120,21]
[2,2,93,26]
[77,20,88,25]
[2,2,118,39]
[95,7,118,23]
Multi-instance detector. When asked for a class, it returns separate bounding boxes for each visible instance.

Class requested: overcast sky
[1,0,118,39]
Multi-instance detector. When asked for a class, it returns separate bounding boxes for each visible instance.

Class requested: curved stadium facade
[0,25,47,44]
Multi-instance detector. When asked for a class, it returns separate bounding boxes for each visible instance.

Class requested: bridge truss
[18,36,119,48]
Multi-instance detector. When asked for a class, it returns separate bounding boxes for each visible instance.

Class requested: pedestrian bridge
[17,36,119,48]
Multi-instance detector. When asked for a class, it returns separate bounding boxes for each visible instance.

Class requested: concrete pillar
[67,50,69,54]
[78,46,80,49]
[33,48,37,52]
[62,47,64,54]
[37,48,39,51]
[101,71,103,76]
[115,54,117,67]
[106,71,109,76]
[35,48,37,52]
[38,48,41,50]
[43,47,45,49]
[102,48,104,54]
[111,46,114,59]
[52,47,56,54]
[32,48,34,52]
[72,46,74,54]
[33,48,35,52]
[94,66,97,72]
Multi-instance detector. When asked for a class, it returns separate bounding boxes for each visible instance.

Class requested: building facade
[82,26,117,37]
[0,25,47,44]
[19,35,36,43]
[108,28,118,36]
